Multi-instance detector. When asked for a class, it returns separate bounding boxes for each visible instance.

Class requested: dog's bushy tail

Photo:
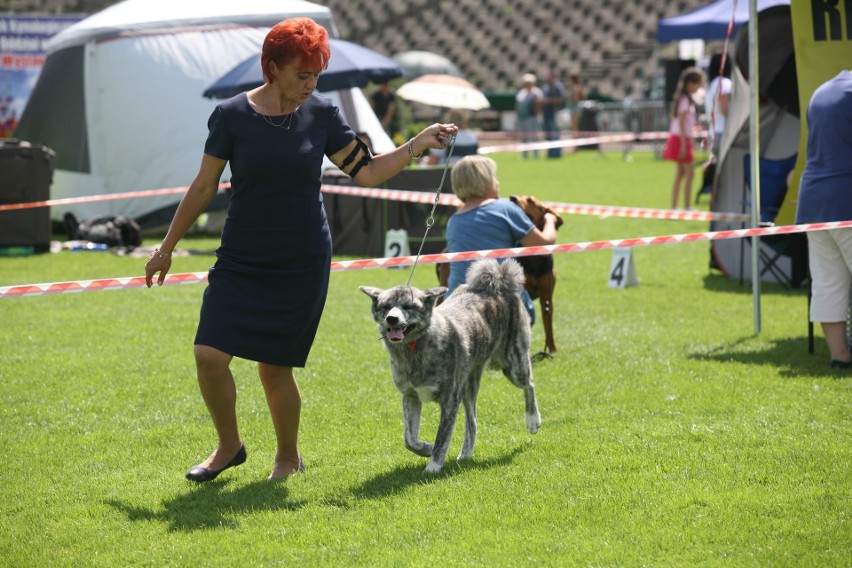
[465,258,525,297]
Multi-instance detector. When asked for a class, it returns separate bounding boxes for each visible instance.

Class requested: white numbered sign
[384,229,410,259]
[608,247,638,288]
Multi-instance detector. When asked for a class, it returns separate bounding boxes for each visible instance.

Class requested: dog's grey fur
[360,258,541,473]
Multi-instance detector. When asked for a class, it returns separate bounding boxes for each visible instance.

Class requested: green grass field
[1,150,849,567]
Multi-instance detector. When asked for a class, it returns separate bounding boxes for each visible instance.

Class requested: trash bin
[0,139,55,253]
[578,101,602,150]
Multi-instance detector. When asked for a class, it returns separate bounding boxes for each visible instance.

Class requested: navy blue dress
[195,93,355,366]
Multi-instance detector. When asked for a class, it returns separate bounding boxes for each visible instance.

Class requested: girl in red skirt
[663,67,705,209]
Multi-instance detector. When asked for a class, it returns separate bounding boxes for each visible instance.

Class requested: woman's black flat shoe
[185,445,247,483]
[830,359,851,369]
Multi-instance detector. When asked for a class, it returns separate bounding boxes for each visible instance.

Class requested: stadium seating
[322,0,709,98]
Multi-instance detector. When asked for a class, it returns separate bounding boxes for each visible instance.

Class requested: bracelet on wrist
[407,138,423,161]
[153,247,172,259]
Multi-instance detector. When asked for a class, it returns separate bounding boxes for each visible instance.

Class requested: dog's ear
[423,287,448,307]
[509,195,520,205]
[359,286,383,301]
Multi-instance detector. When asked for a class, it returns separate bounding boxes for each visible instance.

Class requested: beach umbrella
[396,74,490,110]
[203,38,403,98]
[391,50,463,80]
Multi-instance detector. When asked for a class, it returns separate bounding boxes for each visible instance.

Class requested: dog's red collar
[408,341,416,352]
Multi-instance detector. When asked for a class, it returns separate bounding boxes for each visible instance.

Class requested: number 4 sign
[608,247,638,288]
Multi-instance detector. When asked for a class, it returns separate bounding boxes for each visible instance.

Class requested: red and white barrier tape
[479,131,671,155]
[319,184,749,223]
[0,178,748,223]
[3,220,848,299]
[0,183,233,212]
[0,131,667,213]
[474,130,698,141]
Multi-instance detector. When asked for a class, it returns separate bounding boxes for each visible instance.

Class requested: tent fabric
[44,0,335,52]
[15,0,393,225]
[16,45,88,173]
[733,5,799,115]
[709,4,804,286]
[656,0,790,42]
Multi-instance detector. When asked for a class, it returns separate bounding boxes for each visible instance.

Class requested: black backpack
[64,213,142,249]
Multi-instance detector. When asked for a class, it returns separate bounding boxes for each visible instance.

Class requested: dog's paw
[526,411,541,434]
[423,461,443,474]
[531,351,554,363]
[406,441,433,457]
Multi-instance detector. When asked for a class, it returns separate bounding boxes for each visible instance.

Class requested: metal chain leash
[405,134,457,287]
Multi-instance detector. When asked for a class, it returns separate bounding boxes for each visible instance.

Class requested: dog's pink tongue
[387,328,405,341]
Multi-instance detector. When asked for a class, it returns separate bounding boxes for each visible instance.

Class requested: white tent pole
[749,0,762,334]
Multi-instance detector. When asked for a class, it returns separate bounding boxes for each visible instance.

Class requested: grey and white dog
[360,258,541,473]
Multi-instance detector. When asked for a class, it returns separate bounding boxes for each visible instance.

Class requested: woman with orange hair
[145,17,457,482]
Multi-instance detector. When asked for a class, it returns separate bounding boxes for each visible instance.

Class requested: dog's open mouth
[386,324,415,342]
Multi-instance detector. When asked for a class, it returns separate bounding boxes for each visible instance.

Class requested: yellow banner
[778,0,852,224]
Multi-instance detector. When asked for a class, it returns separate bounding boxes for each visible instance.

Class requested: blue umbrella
[203,38,403,99]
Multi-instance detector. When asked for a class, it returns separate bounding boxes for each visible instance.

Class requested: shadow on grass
[689,336,844,378]
[348,445,528,502]
[702,272,809,297]
[106,478,306,532]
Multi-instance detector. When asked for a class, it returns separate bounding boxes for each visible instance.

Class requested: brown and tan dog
[436,194,564,356]
[509,194,564,356]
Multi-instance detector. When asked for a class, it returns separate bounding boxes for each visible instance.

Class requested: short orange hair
[261,17,330,83]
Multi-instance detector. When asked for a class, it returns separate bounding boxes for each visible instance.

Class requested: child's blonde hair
[450,155,497,202]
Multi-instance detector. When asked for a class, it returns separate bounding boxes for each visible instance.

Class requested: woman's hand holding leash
[409,123,458,159]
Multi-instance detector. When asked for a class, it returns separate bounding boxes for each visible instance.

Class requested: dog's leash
[405,134,457,287]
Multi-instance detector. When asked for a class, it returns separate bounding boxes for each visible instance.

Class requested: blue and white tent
[656,0,790,42]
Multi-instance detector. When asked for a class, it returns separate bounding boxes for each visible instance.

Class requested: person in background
[369,81,397,137]
[444,155,558,324]
[436,109,478,165]
[706,52,732,158]
[515,73,543,159]
[568,74,586,133]
[144,17,457,483]
[795,70,852,370]
[662,66,705,210]
[541,70,566,158]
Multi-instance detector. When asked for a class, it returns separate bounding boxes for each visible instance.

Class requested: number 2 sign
[384,229,410,259]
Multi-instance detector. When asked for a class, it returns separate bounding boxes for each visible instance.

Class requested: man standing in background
[541,70,566,158]
[369,82,397,137]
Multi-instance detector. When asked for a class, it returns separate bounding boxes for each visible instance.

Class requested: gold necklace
[262,111,297,130]
[262,91,299,130]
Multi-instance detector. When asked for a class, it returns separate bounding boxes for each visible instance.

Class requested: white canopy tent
[15,0,394,227]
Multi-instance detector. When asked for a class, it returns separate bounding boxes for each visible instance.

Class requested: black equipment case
[0,139,55,252]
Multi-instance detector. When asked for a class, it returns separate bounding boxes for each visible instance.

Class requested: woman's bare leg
[682,163,694,208]
[671,166,684,209]
[192,344,243,469]
[822,322,852,362]
[259,363,302,478]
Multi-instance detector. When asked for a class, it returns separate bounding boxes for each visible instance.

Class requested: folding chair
[742,154,806,289]
[743,154,798,224]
